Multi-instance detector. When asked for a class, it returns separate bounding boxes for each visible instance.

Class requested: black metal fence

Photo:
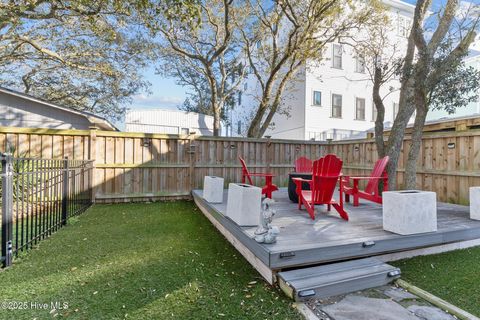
[1,154,93,267]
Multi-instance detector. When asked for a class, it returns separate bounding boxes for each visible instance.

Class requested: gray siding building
[0,87,117,131]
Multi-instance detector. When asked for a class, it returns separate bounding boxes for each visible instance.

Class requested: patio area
[192,188,480,285]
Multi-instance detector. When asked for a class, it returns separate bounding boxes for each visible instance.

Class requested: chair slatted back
[311,154,343,204]
[238,156,254,185]
[295,157,313,172]
[365,156,389,194]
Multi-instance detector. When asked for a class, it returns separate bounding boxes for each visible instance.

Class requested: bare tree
[381,0,430,190]
[403,0,479,189]
[351,18,403,158]
[242,0,384,138]
[155,0,246,136]
[158,46,243,127]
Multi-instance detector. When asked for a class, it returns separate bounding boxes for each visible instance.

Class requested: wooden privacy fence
[1,126,480,204]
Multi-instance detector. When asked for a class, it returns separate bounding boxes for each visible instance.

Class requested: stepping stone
[407,305,456,320]
[321,295,420,320]
[384,287,417,301]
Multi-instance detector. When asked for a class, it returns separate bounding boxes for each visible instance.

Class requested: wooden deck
[192,188,480,284]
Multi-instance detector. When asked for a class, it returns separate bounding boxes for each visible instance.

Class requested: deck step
[277,258,401,301]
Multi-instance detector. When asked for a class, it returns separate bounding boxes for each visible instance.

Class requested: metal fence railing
[1,154,93,267]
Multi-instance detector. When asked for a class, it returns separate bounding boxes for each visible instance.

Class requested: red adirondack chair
[340,156,389,206]
[294,157,313,172]
[239,157,278,198]
[292,154,348,221]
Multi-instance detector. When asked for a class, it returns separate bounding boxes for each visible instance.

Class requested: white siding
[125,109,214,135]
[231,0,415,141]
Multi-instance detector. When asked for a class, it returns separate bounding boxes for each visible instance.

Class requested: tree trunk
[205,65,221,136]
[384,100,415,190]
[372,67,385,158]
[213,110,221,136]
[247,78,276,138]
[404,91,428,189]
[247,100,267,138]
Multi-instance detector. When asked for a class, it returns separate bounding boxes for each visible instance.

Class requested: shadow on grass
[0,201,300,320]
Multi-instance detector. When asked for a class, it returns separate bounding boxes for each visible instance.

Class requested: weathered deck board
[192,188,480,270]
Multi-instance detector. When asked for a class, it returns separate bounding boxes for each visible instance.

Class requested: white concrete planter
[226,183,261,226]
[203,176,224,203]
[383,190,437,235]
[469,187,480,220]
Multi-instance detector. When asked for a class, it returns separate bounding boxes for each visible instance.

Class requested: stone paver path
[305,285,457,320]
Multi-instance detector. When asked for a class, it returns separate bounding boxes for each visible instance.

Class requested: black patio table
[288,172,312,203]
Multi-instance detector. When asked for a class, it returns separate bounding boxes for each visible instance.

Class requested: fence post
[88,127,97,203]
[62,157,69,225]
[1,153,13,267]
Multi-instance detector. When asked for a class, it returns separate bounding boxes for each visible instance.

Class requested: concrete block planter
[226,183,261,226]
[203,176,224,203]
[469,187,480,220]
[383,190,437,235]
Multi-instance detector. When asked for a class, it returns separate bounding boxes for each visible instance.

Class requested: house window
[331,94,342,118]
[313,91,322,106]
[355,98,366,120]
[237,120,242,135]
[332,44,342,69]
[393,102,399,121]
[244,82,248,90]
[355,54,365,73]
[372,104,378,121]
[238,91,242,105]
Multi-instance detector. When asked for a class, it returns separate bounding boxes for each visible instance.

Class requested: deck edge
[192,191,275,284]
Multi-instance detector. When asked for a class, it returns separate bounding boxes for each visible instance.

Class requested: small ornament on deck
[254,198,279,244]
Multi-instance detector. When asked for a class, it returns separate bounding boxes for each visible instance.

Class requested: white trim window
[355,54,366,73]
[332,44,342,69]
[355,98,366,120]
[331,94,342,118]
[313,91,322,106]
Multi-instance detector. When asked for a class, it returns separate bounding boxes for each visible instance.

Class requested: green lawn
[392,247,480,316]
[0,202,301,319]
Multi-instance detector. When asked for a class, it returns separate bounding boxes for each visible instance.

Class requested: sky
[128,0,479,112]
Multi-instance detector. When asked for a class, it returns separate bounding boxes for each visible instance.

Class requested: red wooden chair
[239,156,278,198]
[292,154,348,221]
[294,157,313,172]
[340,156,389,206]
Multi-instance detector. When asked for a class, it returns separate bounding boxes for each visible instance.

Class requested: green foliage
[0,202,301,319]
[428,45,480,114]
[0,0,156,121]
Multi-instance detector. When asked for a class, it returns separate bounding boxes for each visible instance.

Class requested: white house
[125,109,214,135]
[0,86,117,131]
[232,0,415,140]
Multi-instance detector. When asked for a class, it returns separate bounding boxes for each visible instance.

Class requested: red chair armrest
[292,177,312,190]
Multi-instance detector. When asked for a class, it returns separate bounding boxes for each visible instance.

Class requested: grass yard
[0,201,301,320]
[392,247,480,316]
